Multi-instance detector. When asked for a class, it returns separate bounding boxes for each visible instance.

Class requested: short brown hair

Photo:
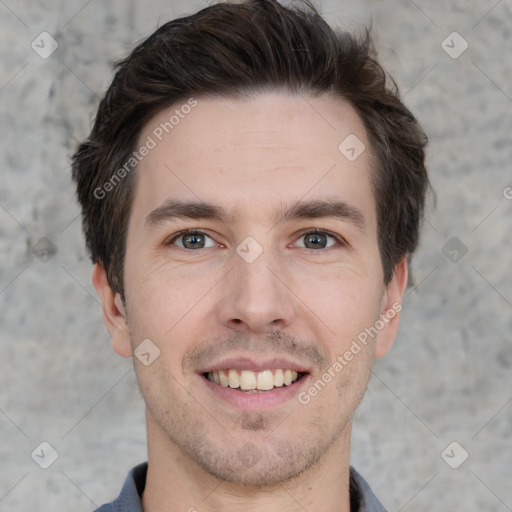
[72,0,429,295]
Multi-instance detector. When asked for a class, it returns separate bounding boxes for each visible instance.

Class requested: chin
[192,441,324,488]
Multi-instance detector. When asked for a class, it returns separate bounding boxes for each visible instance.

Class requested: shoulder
[350,467,388,512]
[92,462,148,512]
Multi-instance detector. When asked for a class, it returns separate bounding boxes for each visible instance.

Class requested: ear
[374,257,409,358]
[92,263,133,358]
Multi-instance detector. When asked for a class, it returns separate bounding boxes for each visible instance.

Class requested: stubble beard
[137,367,363,488]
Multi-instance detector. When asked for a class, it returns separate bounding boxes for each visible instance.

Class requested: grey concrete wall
[1,0,511,510]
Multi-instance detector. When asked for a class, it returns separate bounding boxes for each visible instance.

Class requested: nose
[216,245,297,334]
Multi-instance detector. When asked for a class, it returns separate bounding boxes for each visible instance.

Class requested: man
[72,0,429,510]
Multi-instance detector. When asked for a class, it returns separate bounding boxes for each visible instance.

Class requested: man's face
[99,92,405,486]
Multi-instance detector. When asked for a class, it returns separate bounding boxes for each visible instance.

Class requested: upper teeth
[206,369,300,391]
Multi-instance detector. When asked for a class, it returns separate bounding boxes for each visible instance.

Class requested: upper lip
[198,357,311,374]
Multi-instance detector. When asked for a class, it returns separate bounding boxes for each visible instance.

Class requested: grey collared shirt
[94,462,387,511]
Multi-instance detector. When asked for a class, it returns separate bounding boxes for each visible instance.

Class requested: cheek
[302,273,382,342]
[133,358,191,430]
[124,262,218,355]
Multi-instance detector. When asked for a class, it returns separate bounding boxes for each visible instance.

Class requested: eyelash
[166,228,345,250]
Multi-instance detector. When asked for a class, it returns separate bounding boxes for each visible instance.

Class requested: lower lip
[200,374,310,411]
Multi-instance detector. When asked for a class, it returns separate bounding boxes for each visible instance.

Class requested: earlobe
[92,263,133,358]
[375,257,408,358]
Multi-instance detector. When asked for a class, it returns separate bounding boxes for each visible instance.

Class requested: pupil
[184,234,204,249]
[305,233,326,249]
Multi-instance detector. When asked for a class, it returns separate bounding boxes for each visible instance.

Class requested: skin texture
[93,91,408,512]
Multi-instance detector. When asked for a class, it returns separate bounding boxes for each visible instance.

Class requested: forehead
[131,91,376,230]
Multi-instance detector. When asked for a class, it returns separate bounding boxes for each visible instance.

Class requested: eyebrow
[144,198,366,232]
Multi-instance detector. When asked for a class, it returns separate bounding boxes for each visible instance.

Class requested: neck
[141,413,353,512]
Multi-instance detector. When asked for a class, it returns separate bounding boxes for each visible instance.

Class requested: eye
[168,230,217,250]
[166,229,342,251]
[294,229,340,250]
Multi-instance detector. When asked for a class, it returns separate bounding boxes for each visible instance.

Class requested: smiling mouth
[204,369,306,392]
